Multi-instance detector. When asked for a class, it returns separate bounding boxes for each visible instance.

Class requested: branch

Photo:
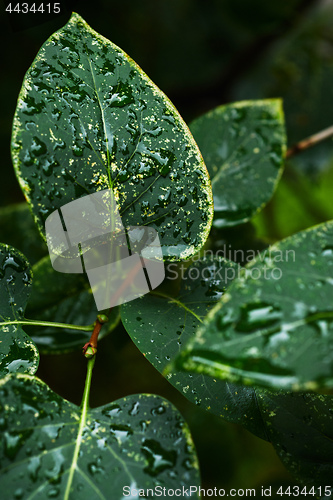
[286,125,333,159]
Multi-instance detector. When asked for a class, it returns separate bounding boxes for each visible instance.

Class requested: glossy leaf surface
[0,374,200,499]
[257,390,333,488]
[0,245,39,376]
[122,257,268,439]
[189,100,286,228]
[11,13,213,261]
[173,221,333,391]
[25,256,120,353]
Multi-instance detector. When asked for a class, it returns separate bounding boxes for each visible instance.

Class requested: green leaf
[25,256,120,353]
[189,99,286,228]
[11,13,213,261]
[173,220,333,391]
[122,257,268,439]
[0,244,39,376]
[0,374,200,499]
[0,202,48,265]
[256,390,333,488]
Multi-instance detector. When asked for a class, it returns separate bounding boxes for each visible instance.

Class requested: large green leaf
[122,257,269,439]
[25,256,120,353]
[0,245,39,377]
[0,203,48,265]
[189,99,286,228]
[0,374,200,499]
[11,13,213,261]
[173,220,333,391]
[256,390,333,489]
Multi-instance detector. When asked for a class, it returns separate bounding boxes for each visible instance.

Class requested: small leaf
[0,202,47,265]
[173,220,333,391]
[189,99,286,228]
[25,256,120,353]
[122,257,268,438]
[11,13,213,261]
[256,390,333,488]
[0,245,39,376]
[0,374,200,498]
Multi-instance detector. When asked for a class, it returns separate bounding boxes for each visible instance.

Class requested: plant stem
[0,319,95,331]
[82,312,110,357]
[286,125,333,159]
[81,355,96,409]
[64,355,95,500]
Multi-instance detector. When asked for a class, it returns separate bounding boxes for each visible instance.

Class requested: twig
[82,313,109,358]
[286,125,333,159]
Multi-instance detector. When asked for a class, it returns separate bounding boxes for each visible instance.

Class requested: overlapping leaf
[25,256,120,353]
[0,374,200,499]
[0,203,48,265]
[173,221,333,391]
[189,99,286,228]
[122,257,269,439]
[0,244,39,376]
[11,13,213,261]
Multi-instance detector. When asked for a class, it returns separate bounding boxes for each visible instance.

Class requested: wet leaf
[25,256,120,353]
[0,244,39,377]
[256,390,333,488]
[11,13,213,261]
[173,220,333,391]
[0,374,200,499]
[189,99,286,228]
[122,257,268,439]
[0,203,48,265]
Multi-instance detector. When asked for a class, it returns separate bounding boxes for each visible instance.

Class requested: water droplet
[110,424,133,444]
[235,302,282,332]
[141,439,177,477]
[322,246,333,257]
[47,487,60,498]
[150,404,166,416]
[158,190,172,208]
[42,156,59,176]
[42,424,63,440]
[3,254,25,273]
[129,402,140,416]
[72,144,83,157]
[117,169,131,182]
[140,420,148,432]
[310,318,333,337]
[182,458,193,470]
[28,455,41,481]
[21,96,44,115]
[178,195,188,207]
[101,404,122,417]
[173,227,181,238]
[4,432,23,460]
[23,150,35,167]
[14,489,24,499]
[54,138,66,150]
[88,461,105,477]
[31,136,47,156]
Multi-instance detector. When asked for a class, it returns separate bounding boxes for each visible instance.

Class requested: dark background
[1,0,333,494]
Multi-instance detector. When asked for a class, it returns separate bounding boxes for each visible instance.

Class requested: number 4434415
[277,486,332,496]
[5,3,60,13]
